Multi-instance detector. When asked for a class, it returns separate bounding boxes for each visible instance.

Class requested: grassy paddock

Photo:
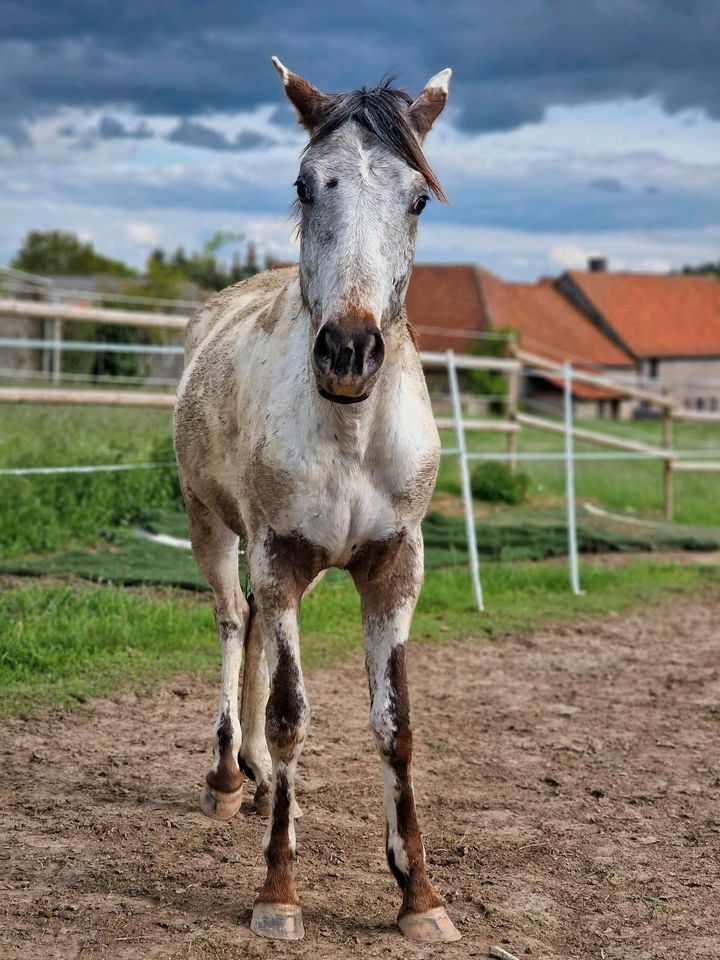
[2,407,719,558]
[2,558,718,717]
[1,406,177,554]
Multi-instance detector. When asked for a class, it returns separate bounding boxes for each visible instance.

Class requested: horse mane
[305,81,447,203]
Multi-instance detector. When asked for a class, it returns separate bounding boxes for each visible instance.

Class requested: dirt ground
[1,595,719,960]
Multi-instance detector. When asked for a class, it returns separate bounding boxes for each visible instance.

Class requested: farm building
[405,260,720,418]
[557,267,720,413]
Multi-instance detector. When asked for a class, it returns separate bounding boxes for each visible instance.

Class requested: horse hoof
[253,782,272,817]
[250,902,304,940]
[399,906,461,942]
[199,782,244,821]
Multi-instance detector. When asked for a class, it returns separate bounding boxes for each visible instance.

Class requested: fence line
[0,336,184,356]
[0,462,172,477]
[0,297,187,330]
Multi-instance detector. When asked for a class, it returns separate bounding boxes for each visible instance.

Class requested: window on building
[710,397,719,412]
[648,358,658,380]
[696,398,706,411]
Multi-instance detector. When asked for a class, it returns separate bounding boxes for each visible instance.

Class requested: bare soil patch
[1,596,719,959]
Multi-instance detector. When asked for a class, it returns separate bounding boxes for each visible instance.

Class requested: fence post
[506,337,519,474]
[446,349,484,611]
[563,362,582,595]
[662,392,674,522]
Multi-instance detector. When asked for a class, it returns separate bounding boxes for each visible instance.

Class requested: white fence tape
[0,462,173,477]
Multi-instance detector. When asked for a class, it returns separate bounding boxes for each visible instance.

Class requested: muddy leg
[248,532,324,941]
[186,490,248,821]
[239,597,273,816]
[351,527,461,943]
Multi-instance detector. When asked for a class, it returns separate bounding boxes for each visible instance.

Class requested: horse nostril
[363,330,385,375]
[313,328,333,371]
[313,322,384,383]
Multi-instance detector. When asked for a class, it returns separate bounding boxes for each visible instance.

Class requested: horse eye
[295,178,312,203]
[411,194,428,216]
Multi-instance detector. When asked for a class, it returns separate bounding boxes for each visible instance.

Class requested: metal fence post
[446,349,484,611]
[563,361,582,595]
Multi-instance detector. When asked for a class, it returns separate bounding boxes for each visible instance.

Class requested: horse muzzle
[312,319,385,404]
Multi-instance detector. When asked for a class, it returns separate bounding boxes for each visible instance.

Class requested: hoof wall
[200,782,244,821]
[399,906,461,942]
[250,902,304,940]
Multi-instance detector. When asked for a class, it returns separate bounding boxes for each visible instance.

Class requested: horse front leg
[185,490,248,822]
[351,528,461,943]
[248,532,321,942]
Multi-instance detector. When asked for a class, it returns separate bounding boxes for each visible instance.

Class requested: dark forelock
[306,82,447,203]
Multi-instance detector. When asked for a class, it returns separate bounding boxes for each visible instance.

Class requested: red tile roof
[567,271,720,358]
[477,268,633,368]
[405,265,487,352]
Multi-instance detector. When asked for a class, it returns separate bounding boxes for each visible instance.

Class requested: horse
[173,56,459,944]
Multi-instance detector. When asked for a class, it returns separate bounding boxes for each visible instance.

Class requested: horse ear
[408,68,452,139]
[272,56,332,133]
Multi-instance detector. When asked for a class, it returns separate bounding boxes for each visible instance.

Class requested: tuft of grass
[2,558,718,717]
[0,584,215,715]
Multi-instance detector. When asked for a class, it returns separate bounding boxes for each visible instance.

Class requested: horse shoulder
[183,266,299,362]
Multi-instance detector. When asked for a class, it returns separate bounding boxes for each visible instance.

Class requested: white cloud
[124,221,161,246]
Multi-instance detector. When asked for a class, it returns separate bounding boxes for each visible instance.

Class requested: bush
[470,462,530,505]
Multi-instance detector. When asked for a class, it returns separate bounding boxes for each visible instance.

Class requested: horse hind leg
[185,489,248,821]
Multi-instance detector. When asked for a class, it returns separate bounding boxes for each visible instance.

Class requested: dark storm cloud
[166,120,276,151]
[1,1,719,135]
[98,115,152,139]
[168,119,235,151]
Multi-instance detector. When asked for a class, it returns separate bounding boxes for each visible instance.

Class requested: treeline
[681,260,720,278]
[11,229,280,295]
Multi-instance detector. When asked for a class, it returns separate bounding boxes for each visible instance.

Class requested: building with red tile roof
[406,260,720,414]
[404,264,488,353]
[558,269,720,411]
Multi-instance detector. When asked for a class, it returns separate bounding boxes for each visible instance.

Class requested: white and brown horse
[174,57,459,943]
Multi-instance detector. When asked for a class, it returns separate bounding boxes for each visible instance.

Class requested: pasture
[2,402,719,957]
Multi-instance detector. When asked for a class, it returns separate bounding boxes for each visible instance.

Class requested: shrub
[470,461,530,505]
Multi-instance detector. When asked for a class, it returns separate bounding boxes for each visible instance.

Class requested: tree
[681,260,720,278]
[465,326,518,410]
[11,230,135,276]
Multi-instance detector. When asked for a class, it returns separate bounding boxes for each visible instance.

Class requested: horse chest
[250,441,424,567]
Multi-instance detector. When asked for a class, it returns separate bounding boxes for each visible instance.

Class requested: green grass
[1,405,718,559]
[436,416,720,526]
[2,558,718,717]
[0,406,178,555]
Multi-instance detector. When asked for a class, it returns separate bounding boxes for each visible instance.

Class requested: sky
[1,0,719,280]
